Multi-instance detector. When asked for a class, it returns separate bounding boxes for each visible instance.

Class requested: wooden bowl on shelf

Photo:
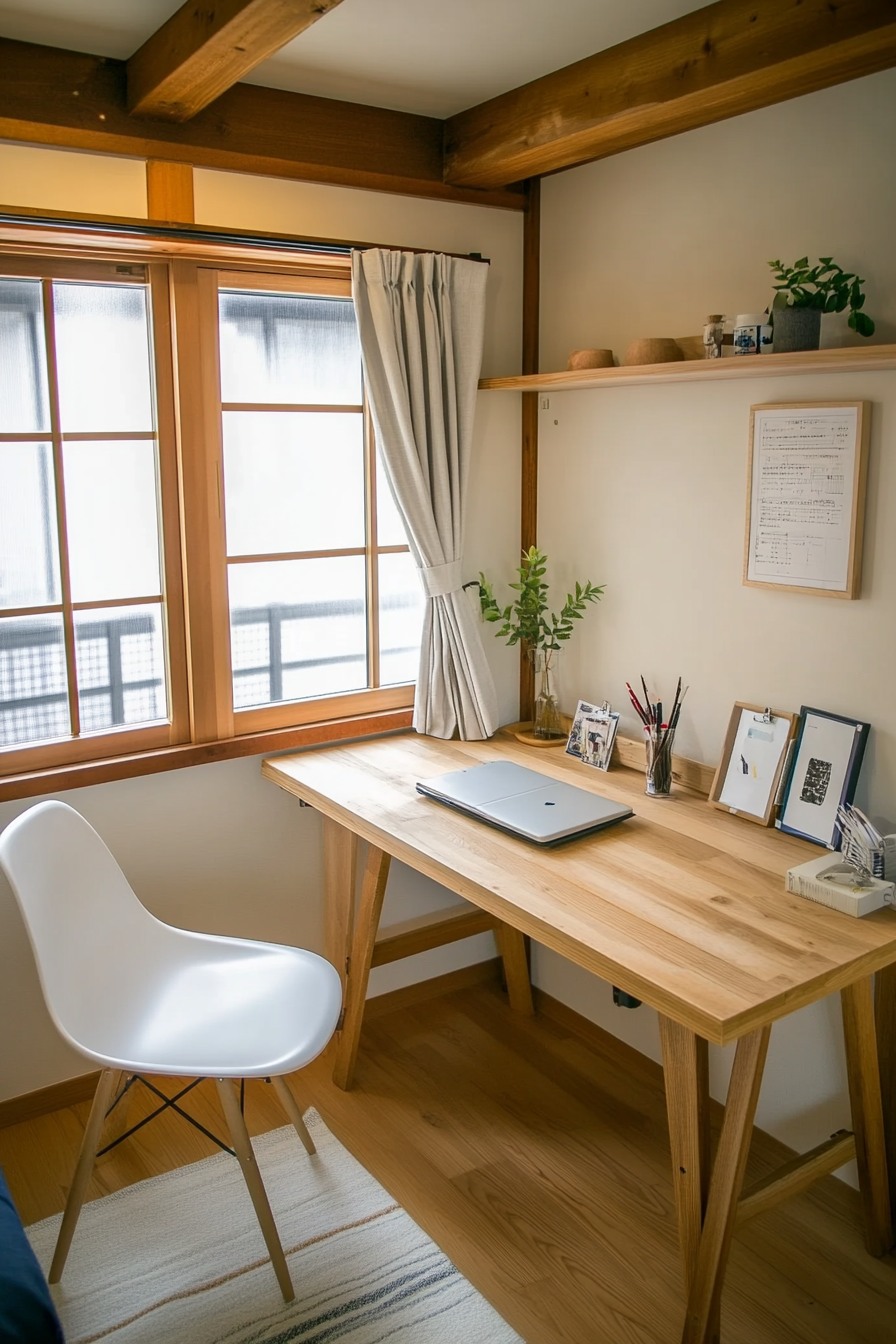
[623,338,684,366]
[566,348,615,371]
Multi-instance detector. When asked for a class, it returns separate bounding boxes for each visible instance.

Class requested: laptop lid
[416,760,633,845]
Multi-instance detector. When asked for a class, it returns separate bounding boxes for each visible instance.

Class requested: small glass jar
[645,729,675,796]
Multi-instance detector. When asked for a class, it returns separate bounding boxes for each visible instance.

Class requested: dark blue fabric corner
[0,1169,64,1344]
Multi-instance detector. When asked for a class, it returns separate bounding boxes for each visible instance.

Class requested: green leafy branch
[478,546,603,653]
[768,256,875,337]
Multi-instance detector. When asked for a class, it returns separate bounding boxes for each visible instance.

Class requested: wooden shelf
[478,344,896,393]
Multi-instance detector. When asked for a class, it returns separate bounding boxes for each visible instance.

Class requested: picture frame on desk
[709,702,798,827]
[566,700,620,771]
[777,706,870,847]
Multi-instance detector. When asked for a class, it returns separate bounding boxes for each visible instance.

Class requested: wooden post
[146,160,195,222]
[519,177,540,722]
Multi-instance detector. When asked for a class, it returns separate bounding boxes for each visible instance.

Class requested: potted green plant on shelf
[768,256,875,353]
[478,547,603,740]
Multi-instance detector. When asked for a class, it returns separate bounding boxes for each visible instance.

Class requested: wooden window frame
[0,255,190,775]
[0,231,416,798]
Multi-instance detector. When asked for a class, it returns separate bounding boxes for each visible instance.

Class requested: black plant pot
[773,307,822,353]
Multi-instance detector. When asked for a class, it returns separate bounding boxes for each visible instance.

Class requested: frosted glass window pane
[0,443,61,609]
[0,614,70,747]
[378,552,424,687]
[219,291,361,405]
[0,279,50,433]
[223,412,364,555]
[64,441,162,602]
[375,451,409,547]
[75,604,167,733]
[228,556,367,708]
[53,283,154,432]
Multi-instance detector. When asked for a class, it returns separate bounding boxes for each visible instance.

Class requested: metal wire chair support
[97,1074,236,1158]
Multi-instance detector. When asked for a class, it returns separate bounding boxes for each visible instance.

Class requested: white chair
[0,800,342,1302]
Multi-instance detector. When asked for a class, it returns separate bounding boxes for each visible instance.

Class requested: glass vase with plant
[478,547,604,740]
[768,256,875,352]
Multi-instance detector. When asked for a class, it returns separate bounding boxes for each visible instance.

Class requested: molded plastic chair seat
[0,800,343,1303]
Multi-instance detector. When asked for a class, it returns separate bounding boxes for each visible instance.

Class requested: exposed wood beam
[0,38,524,212]
[444,0,896,189]
[128,0,344,122]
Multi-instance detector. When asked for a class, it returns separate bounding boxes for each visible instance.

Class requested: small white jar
[733,313,773,355]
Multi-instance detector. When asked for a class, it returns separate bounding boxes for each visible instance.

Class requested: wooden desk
[263,732,896,1344]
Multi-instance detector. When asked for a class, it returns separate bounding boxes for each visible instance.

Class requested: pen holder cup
[645,731,675,797]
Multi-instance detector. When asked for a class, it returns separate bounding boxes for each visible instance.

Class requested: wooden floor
[2,967,895,1344]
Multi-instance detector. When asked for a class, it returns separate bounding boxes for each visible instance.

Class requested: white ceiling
[0,0,697,118]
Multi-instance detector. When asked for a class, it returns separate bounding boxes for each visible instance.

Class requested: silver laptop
[416,760,633,846]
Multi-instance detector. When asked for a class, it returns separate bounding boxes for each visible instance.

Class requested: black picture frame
[777,706,870,847]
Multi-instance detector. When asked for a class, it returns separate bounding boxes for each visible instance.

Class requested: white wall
[534,69,896,1181]
[0,144,523,1101]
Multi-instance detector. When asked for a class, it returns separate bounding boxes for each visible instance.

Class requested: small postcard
[566,700,620,771]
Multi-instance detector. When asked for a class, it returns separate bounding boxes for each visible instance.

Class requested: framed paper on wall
[743,401,870,599]
[777,706,870,847]
[709,703,798,827]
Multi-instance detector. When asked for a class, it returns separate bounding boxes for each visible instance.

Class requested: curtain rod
[0,209,489,263]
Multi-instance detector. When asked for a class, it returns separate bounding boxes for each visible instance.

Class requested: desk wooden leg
[494,923,534,1014]
[323,816,357,996]
[842,976,894,1256]
[682,1025,770,1344]
[875,964,896,1219]
[332,845,391,1091]
[659,1017,710,1295]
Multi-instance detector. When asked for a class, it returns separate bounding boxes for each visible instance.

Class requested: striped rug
[26,1109,522,1344]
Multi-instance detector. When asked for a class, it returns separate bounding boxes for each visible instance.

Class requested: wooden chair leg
[332,844,391,1091]
[216,1078,294,1302]
[50,1067,119,1283]
[659,1017,710,1295]
[842,976,894,1256]
[271,1075,315,1156]
[681,1025,770,1344]
[494,923,534,1014]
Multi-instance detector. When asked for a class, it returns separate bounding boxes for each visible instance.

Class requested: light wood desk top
[262,732,896,1046]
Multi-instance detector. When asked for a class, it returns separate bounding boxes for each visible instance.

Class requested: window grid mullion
[41,277,81,738]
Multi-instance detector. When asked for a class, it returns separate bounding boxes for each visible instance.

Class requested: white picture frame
[743,401,870,599]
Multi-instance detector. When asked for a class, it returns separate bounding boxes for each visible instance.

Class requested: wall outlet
[540,396,550,410]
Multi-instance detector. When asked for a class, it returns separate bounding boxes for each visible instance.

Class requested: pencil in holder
[645,729,675,797]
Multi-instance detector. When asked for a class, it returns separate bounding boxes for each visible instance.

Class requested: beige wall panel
[0,141,147,217]
[536,69,896,1188]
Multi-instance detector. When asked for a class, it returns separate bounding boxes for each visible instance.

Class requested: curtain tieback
[419,560,463,598]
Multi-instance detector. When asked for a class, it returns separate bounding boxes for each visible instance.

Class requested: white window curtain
[351,248,499,740]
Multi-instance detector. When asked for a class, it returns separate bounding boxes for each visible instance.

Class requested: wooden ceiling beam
[0,38,524,212]
[128,0,344,122]
[444,0,896,188]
